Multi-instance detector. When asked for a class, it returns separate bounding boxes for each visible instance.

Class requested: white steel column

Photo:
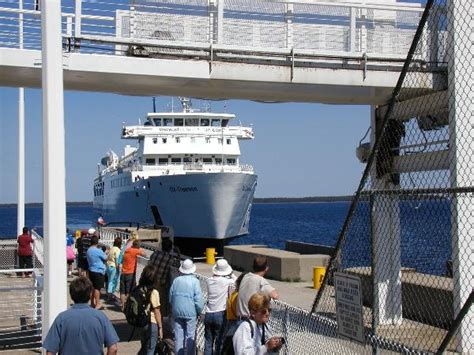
[41,0,68,338]
[17,0,25,237]
[448,0,473,351]
[370,106,402,326]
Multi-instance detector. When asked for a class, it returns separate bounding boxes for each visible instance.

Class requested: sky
[0,89,370,202]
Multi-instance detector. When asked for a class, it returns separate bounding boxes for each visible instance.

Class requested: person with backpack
[120,239,146,310]
[169,259,203,355]
[232,293,283,355]
[128,264,164,355]
[149,238,181,319]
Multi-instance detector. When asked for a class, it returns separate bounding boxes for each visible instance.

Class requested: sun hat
[179,259,196,274]
[88,228,96,235]
[212,259,233,276]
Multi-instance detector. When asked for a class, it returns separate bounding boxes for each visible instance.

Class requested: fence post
[216,0,224,44]
[447,0,473,351]
[285,4,293,49]
[74,0,81,38]
[349,6,356,53]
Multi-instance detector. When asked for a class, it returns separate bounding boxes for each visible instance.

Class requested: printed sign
[334,272,364,343]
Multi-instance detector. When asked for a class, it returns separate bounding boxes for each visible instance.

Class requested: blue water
[0,201,451,275]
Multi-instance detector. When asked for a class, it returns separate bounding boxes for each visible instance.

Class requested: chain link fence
[311,0,472,353]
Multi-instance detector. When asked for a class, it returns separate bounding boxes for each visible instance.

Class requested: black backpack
[124,285,151,328]
[220,319,255,355]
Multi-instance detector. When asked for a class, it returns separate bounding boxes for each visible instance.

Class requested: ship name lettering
[169,186,198,193]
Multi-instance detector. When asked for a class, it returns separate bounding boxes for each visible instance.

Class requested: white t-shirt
[205,274,236,313]
[236,273,275,317]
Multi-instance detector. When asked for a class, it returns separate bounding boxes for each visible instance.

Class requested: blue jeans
[106,265,118,294]
[174,318,197,355]
[204,311,226,355]
[139,322,159,355]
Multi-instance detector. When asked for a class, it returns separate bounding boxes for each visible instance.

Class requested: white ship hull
[93,172,257,239]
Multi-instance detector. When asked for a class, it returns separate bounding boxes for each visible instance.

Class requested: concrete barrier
[285,240,335,256]
[224,245,329,282]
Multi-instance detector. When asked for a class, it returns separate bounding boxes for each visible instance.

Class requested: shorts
[77,258,89,270]
[67,259,74,265]
[120,273,136,295]
[89,271,105,290]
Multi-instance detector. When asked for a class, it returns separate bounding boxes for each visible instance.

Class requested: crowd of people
[18,225,284,354]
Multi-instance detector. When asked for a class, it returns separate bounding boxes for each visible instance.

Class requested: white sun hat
[179,259,196,274]
[212,259,233,276]
[88,228,96,235]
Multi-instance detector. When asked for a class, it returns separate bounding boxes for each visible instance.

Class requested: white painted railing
[0,0,444,68]
[31,229,44,267]
[98,227,131,248]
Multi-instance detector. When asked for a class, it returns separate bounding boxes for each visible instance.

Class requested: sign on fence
[334,272,364,343]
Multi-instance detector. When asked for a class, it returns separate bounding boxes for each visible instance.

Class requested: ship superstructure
[93,98,257,251]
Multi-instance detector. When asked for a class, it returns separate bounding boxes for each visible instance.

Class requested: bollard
[313,266,326,290]
[205,248,217,265]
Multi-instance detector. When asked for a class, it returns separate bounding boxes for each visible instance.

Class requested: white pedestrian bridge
[0,0,445,104]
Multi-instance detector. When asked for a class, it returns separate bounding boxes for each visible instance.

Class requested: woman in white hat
[204,259,236,355]
[169,259,204,355]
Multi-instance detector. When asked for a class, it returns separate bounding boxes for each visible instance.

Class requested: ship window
[183,157,192,163]
[185,118,199,126]
[205,137,211,143]
[162,138,167,143]
[176,137,180,143]
[203,158,212,163]
[215,158,222,164]
[158,158,168,165]
[191,137,196,143]
[153,138,157,144]
[163,118,173,126]
[153,118,162,126]
[175,118,184,126]
[171,157,181,163]
[146,158,155,165]
[227,158,236,165]
[211,119,220,127]
[144,121,151,126]
[218,138,223,144]
[222,119,229,127]
[200,119,210,126]
[226,138,231,145]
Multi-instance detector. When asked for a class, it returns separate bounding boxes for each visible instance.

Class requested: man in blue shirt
[43,277,119,355]
[87,236,107,309]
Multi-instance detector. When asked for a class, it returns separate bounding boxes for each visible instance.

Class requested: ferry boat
[93,98,257,252]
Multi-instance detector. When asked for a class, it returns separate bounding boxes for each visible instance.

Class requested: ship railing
[183,162,204,171]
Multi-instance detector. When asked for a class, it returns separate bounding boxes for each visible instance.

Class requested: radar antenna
[179,97,192,112]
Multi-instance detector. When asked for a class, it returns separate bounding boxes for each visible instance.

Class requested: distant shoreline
[0,196,353,208]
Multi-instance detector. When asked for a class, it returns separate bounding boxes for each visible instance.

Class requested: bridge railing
[0,0,444,67]
[0,269,43,351]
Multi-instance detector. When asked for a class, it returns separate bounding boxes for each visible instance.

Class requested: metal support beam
[392,150,449,173]
[41,0,68,338]
[370,106,402,326]
[377,90,448,122]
